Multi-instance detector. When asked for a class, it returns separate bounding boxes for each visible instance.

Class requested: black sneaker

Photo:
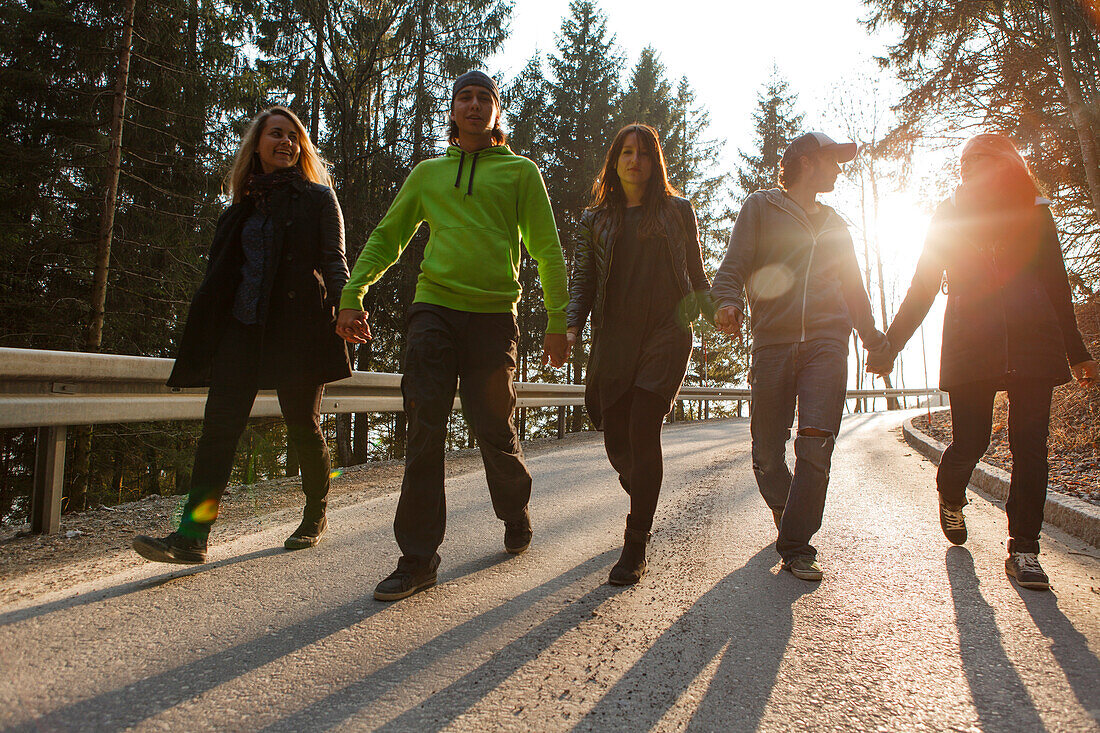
[284,514,327,550]
[1006,552,1050,591]
[374,554,440,601]
[504,509,532,555]
[939,501,967,545]
[133,532,207,564]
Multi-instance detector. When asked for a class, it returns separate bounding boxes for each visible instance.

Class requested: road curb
[902,412,1100,548]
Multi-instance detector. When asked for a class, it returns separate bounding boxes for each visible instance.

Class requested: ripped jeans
[750,338,848,561]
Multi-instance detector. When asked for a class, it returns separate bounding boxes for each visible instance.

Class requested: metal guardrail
[0,347,944,533]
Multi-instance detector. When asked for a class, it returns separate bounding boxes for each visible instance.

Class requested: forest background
[1,0,1098,522]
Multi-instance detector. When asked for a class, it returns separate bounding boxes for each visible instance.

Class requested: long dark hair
[589,124,679,236]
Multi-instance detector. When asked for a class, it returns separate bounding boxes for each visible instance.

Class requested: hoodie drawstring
[466,152,480,196]
[454,150,466,189]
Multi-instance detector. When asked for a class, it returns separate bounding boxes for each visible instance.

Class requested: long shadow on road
[10,551,514,733]
[264,549,622,732]
[945,546,1045,733]
[574,546,810,732]
[1011,583,1100,725]
[0,547,285,627]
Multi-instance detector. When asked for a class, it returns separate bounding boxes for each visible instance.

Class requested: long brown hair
[589,124,679,236]
[224,106,332,203]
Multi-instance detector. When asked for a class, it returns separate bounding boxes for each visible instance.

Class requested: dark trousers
[395,304,531,562]
[178,319,329,539]
[749,339,848,561]
[602,387,671,534]
[939,379,1052,554]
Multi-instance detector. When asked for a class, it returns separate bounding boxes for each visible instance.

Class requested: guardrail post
[557,406,565,439]
[32,425,66,534]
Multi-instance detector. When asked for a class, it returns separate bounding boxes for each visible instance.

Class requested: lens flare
[190,499,220,523]
[329,468,344,479]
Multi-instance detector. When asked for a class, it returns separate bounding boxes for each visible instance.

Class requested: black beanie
[452,70,500,105]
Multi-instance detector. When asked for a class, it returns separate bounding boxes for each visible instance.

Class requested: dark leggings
[938,379,1052,554]
[601,387,672,533]
[178,319,330,539]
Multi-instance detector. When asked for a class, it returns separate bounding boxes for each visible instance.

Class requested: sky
[488,0,949,392]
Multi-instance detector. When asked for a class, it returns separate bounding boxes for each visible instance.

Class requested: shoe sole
[505,541,531,555]
[132,538,204,565]
[284,535,323,550]
[374,573,437,602]
[1006,563,1049,591]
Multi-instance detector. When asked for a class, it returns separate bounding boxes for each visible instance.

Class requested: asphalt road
[2,412,1099,732]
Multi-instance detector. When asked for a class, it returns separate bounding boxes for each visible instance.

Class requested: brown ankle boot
[608,527,650,585]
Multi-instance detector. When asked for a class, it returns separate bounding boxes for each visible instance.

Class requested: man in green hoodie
[338,70,569,601]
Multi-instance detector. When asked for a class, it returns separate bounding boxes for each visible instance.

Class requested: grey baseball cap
[781,132,858,165]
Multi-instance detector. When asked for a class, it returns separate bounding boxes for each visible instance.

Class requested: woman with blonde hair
[568,123,712,585]
[134,106,351,563]
[869,133,1097,590]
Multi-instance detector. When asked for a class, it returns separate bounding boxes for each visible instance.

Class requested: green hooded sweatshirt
[341,145,568,333]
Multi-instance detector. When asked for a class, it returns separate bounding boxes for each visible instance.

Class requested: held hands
[1071,359,1098,387]
[543,332,570,368]
[864,330,897,376]
[337,308,372,344]
[715,305,743,339]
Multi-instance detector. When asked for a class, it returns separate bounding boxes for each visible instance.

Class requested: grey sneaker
[781,556,823,581]
[939,501,967,545]
[1006,552,1049,591]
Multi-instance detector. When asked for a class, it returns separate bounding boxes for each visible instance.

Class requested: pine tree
[617,46,673,133]
[737,66,803,196]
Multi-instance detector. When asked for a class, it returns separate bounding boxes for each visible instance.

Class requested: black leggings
[938,379,1052,554]
[601,387,672,533]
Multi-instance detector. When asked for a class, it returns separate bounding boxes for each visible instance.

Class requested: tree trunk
[869,161,900,410]
[1049,0,1100,222]
[86,0,136,352]
[335,414,353,467]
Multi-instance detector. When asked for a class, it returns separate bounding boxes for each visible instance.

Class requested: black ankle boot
[284,504,327,550]
[608,527,650,585]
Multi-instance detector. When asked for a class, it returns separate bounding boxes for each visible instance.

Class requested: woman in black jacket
[567,124,712,585]
[134,106,351,564]
[869,133,1097,590]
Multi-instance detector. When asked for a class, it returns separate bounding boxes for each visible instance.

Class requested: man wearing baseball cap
[338,70,570,600]
[710,132,889,581]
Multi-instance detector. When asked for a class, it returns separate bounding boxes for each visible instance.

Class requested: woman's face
[960,151,1012,188]
[616,132,653,192]
[256,114,301,173]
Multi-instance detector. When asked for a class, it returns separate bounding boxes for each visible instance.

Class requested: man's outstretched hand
[543,332,569,367]
[715,305,743,339]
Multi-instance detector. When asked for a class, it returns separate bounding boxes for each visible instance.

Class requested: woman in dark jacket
[567,123,712,585]
[133,106,352,564]
[869,133,1097,590]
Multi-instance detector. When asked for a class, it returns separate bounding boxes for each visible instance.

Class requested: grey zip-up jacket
[711,188,884,352]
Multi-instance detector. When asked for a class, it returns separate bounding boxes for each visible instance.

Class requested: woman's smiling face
[256,114,301,173]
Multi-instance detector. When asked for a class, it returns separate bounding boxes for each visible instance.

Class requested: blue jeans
[750,339,848,561]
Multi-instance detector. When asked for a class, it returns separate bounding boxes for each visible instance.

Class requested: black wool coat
[167,178,352,389]
[886,196,1093,391]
